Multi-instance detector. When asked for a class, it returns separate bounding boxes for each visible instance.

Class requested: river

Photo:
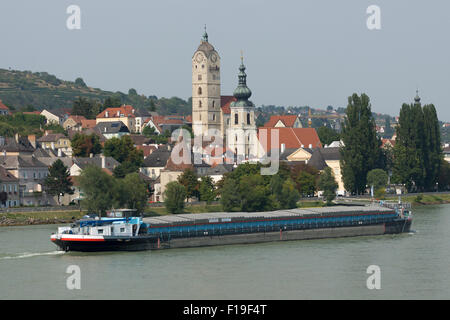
[0,204,449,300]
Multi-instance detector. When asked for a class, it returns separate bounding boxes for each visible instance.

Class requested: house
[63,115,87,131]
[41,109,71,126]
[37,133,72,156]
[69,155,120,176]
[444,146,450,164]
[264,115,303,128]
[95,121,130,139]
[142,115,192,135]
[96,105,136,133]
[381,139,396,149]
[0,165,20,208]
[32,147,71,168]
[0,155,50,206]
[81,119,97,130]
[133,109,151,133]
[307,147,345,196]
[140,146,171,179]
[0,135,36,156]
[256,127,322,156]
[0,100,11,115]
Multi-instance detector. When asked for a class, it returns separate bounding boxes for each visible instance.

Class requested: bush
[164,182,187,214]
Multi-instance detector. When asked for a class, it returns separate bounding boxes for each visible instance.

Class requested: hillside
[0,68,191,115]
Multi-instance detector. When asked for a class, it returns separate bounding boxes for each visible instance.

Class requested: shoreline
[1,195,449,227]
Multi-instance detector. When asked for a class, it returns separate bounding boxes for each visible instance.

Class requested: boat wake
[0,251,64,260]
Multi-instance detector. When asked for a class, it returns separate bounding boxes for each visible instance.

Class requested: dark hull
[52,219,412,252]
[52,236,159,252]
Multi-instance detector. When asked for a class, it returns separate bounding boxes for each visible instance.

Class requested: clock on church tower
[192,27,221,138]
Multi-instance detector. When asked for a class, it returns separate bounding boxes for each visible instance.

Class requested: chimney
[28,135,36,149]
[101,155,106,168]
[281,143,286,154]
[15,133,19,143]
[90,153,93,158]
[51,142,55,150]
[105,111,109,118]
[57,148,62,157]
[309,144,312,148]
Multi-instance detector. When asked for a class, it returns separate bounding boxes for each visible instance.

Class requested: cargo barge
[50,203,412,252]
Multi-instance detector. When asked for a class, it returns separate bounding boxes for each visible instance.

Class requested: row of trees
[392,103,442,191]
[340,93,446,194]
[164,162,339,214]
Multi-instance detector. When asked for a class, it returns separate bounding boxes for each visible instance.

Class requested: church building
[191,28,257,160]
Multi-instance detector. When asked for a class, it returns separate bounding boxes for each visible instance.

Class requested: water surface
[1,205,449,299]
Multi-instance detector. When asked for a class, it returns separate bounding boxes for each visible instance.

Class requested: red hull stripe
[60,238,105,242]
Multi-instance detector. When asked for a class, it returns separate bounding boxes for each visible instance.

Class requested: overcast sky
[1,0,449,120]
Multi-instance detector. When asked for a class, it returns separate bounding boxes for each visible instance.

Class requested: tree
[75,77,87,87]
[44,159,74,205]
[103,135,144,177]
[164,182,186,214]
[220,178,240,212]
[72,97,102,119]
[317,126,340,146]
[367,169,388,197]
[340,93,382,195]
[393,102,442,191]
[78,166,118,216]
[71,133,102,157]
[117,173,148,214]
[318,167,338,205]
[238,174,271,212]
[177,169,200,200]
[279,178,300,209]
[199,176,215,204]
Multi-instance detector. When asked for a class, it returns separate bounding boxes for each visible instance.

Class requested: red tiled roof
[264,115,299,128]
[136,145,157,158]
[221,96,236,115]
[81,119,96,129]
[381,139,396,148]
[257,127,322,151]
[0,100,10,111]
[67,115,87,124]
[97,105,135,119]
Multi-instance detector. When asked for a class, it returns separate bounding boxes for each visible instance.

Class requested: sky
[0,0,449,120]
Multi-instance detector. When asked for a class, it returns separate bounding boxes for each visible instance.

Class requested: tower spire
[414,89,421,105]
[202,24,208,42]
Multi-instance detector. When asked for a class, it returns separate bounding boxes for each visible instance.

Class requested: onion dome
[231,54,254,108]
[414,89,421,105]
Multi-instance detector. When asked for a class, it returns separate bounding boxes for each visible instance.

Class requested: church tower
[227,54,257,161]
[192,27,221,137]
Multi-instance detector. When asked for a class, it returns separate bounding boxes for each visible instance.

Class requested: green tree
[279,178,300,209]
[317,126,340,146]
[199,176,216,204]
[71,133,102,157]
[104,135,144,177]
[318,167,338,205]
[340,93,382,194]
[43,159,74,205]
[78,166,118,215]
[367,169,388,197]
[117,173,148,214]
[393,101,442,191]
[177,169,200,200]
[164,181,187,214]
[75,77,87,87]
[72,97,102,119]
[220,178,241,212]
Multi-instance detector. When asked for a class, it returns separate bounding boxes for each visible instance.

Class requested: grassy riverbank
[2,194,449,227]
[0,210,86,226]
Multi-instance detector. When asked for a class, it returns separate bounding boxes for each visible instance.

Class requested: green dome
[232,61,253,104]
